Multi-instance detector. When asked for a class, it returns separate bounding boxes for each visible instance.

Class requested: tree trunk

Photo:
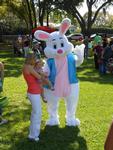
[25,0,33,30]
[30,0,37,28]
[46,7,49,26]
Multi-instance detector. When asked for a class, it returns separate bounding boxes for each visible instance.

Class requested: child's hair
[35,58,44,66]
[24,52,36,65]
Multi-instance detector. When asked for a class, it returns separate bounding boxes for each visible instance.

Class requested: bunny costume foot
[34,18,85,127]
[46,118,60,126]
[66,118,80,126]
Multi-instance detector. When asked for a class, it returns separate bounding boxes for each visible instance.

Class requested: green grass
[0,48,113,150]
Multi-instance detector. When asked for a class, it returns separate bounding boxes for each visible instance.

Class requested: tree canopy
[0,0,113,35]
[54,0,113,35]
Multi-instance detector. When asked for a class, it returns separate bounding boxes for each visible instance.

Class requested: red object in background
[32,26,55,34]
[67,33,84,41]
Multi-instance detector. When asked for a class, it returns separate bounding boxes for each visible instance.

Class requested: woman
[22,53,42,142]
[23,35,30,57]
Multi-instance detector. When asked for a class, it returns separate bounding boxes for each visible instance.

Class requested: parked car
[67,33,84,46]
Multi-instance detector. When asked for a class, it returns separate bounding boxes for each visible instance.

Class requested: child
[0,62,8,125]
[34,59,54,103]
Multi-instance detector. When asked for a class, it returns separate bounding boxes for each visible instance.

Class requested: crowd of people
[85,33,113,74]
[13,35,45,58]
[13,35,31,57]
[13,33,113,76]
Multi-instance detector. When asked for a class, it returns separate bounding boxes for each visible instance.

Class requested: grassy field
[0,46,113,150]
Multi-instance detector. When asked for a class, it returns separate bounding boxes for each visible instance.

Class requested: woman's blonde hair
[24,52,36,65]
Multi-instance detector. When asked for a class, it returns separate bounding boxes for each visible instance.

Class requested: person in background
[13,36,23,56]
[102,42,113,74]
[102,34,109,49]
[22,53,42,142]
[23,35,30,57]
[88,38,93,57]
[13,37,18,56]
[93,41,104,70]
[104,120,113,150]
[94,33,102,46]
[0,62,8,125]
[32,39,41,59]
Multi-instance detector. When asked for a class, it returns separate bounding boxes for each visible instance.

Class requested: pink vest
[53,57,71,97]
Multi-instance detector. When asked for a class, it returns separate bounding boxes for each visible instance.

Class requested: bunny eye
[53,44,57,49]
[61,42,64,47]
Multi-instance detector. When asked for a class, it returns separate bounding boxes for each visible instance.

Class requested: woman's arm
[29,65,41,79]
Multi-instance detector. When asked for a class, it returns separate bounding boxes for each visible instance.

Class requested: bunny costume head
[34,18,84,126]
[34,18,73,58]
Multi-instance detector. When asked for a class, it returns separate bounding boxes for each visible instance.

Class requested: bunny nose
[57,49,63,54]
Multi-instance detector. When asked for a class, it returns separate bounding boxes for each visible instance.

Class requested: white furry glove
[73,44,85,67]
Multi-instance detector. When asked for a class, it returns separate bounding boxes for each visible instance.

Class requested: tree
[92,12,113,28]
[54,0,113,36]
[4,0,37,31]
[34,0,55,26]
[0,1,28,35]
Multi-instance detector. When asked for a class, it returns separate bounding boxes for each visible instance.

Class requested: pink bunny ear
[59,18,71,35]
[34,30,50,41]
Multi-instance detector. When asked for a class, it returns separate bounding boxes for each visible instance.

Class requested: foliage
[84,11,113,28]
[93,13,113,28]
[0,46,113,149]
[53,0,113,36]
[0,0,37,33]
[0,1,28,34]
[1,0,113,35]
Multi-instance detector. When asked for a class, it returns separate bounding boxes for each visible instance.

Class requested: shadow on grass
[77,58,113,85]
[1,100,87,150]
[0,47,24,77]
[3,57,24,78]
[2,101,87,150]
[8,126,87,150]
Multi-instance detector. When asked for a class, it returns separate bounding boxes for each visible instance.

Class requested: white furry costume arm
[73,44,85,67]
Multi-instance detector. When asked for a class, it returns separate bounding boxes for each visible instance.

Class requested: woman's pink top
[23,71,42,94]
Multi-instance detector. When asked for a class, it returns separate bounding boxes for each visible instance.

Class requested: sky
[79,1,113,16]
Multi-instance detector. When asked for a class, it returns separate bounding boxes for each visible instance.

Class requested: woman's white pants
[27,93,42,139]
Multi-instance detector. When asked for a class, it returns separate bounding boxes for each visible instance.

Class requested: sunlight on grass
[0,50,113,150]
